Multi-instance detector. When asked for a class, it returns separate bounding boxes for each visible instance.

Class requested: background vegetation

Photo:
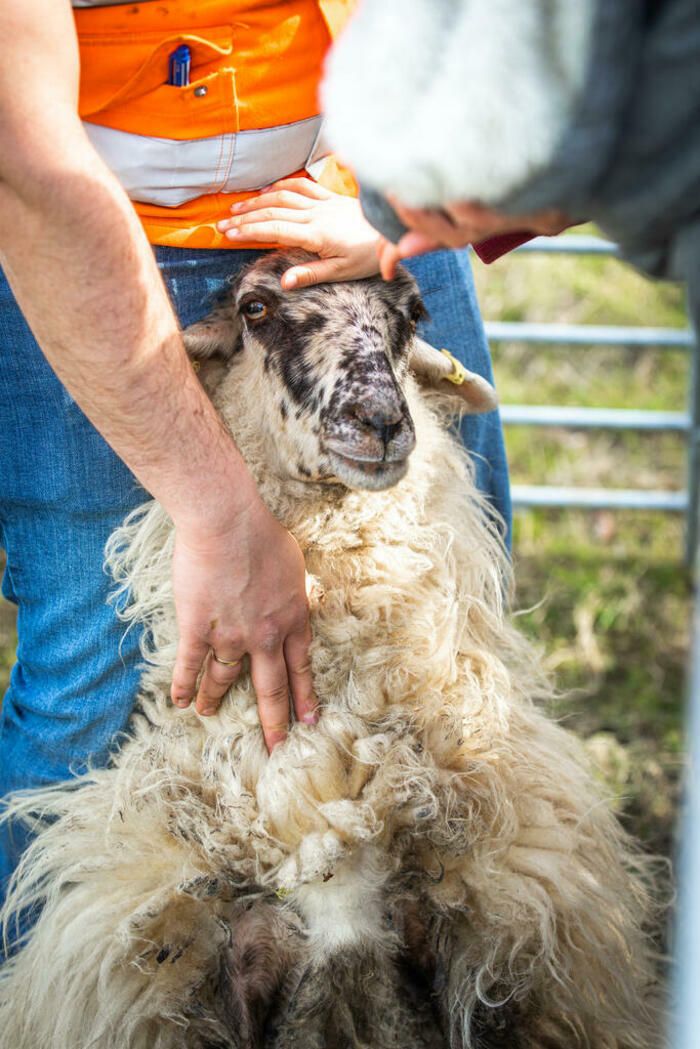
[0,229,692,882]
[473,232,691,869]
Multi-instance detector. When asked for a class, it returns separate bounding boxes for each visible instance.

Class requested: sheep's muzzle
[322,391,416,491]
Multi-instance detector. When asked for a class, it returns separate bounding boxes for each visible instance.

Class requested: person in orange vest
[0,0,509,914]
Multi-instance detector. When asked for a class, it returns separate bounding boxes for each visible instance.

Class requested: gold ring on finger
[211,652,242,667]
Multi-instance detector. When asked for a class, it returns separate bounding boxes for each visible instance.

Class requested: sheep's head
[183,250,496,492]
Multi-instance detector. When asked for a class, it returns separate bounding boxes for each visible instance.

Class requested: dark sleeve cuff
[473,232,536,263]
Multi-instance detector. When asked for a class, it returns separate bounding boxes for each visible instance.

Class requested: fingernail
[200,707,217,717]
[174,697,191,708]
[226,228,240,239]
[231,202,243,212]
[284,273,297,289]
[302,711,319,726]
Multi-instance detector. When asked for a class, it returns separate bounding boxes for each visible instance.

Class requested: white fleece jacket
[322,0,595,207]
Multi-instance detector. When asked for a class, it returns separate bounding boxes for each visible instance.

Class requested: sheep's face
[183,251,425,492]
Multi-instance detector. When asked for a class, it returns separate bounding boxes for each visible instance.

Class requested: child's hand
[217,179,381,288]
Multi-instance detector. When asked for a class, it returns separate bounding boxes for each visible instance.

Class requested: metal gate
[482,234,698,562]
[480,232,698,1048]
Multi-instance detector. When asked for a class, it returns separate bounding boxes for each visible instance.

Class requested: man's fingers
[378,238,402,280]
[250,651,292,752]
[194,649,244,716]
[389,194,491,246]
[397,231,441,260]
[378,233,438,279]
[396,202,467,245]
[171,635,210,709]
[522,207,572,235]
[281,258,344,289]
[389,195,574,245]
[284,626,317,725]
[444,200,501,229]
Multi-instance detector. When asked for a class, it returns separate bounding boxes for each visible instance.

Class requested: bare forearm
[0,147,259,532]
[0,0,315,742]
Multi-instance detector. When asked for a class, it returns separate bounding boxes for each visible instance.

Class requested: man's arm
[0,0,316,749]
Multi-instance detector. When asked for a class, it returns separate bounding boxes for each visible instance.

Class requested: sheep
[0,250,659,1049]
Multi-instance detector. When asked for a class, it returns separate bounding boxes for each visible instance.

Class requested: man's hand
[171,504,316,751]
[216,178,381,287]
[377,197,572,279]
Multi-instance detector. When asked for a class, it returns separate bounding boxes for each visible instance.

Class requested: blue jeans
[0,245,509,910]
[404,250,511,534]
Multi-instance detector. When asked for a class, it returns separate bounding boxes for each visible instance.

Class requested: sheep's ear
[182,305,243,363]
[409,338,498,414]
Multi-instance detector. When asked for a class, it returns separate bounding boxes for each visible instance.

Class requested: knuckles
[257,683,291,706]
[256,628,283,654]
[174,654,207,674]
[289,659,312,678]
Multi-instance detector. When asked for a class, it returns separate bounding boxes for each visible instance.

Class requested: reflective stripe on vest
[85,116,329,207]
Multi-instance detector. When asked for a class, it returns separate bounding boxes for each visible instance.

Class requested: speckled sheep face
[184,251,426,491]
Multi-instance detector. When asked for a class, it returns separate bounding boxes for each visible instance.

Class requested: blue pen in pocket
[168,45,191,87]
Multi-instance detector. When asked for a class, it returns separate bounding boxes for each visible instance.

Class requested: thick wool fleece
[0,390,658,1049]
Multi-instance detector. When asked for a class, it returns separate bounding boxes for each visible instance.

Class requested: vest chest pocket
[78,27,237,139]
[75,10,329,207]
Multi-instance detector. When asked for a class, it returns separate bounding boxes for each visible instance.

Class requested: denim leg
[403,249,512,546]
[154,247,264,328]
[0,248,265,914]
[0,288,147,916]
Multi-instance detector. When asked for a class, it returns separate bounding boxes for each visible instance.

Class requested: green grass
[512,529,689,857]
[474,228,691,865]
[0,590,14,696]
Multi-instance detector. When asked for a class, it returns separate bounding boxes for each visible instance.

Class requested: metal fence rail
[510,485,688,513]
[516,234,619,256]
[487,321,694,349]
[482,233,698,562]
[500,405,690,430]
[481,233,699,1048]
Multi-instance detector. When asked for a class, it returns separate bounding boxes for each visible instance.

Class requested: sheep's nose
[353,406,404,445]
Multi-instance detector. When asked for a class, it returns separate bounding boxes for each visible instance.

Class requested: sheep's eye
[242,300,268,321]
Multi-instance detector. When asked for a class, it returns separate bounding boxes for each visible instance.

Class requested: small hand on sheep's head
[175,252,496,748]
[216,177,383,288]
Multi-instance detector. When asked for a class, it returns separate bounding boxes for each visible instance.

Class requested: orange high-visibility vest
[71,0,356,248]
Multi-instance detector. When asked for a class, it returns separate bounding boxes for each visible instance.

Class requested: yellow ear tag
[191,360,201,373]
[275,886,292,900]
[439,349,468,386]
